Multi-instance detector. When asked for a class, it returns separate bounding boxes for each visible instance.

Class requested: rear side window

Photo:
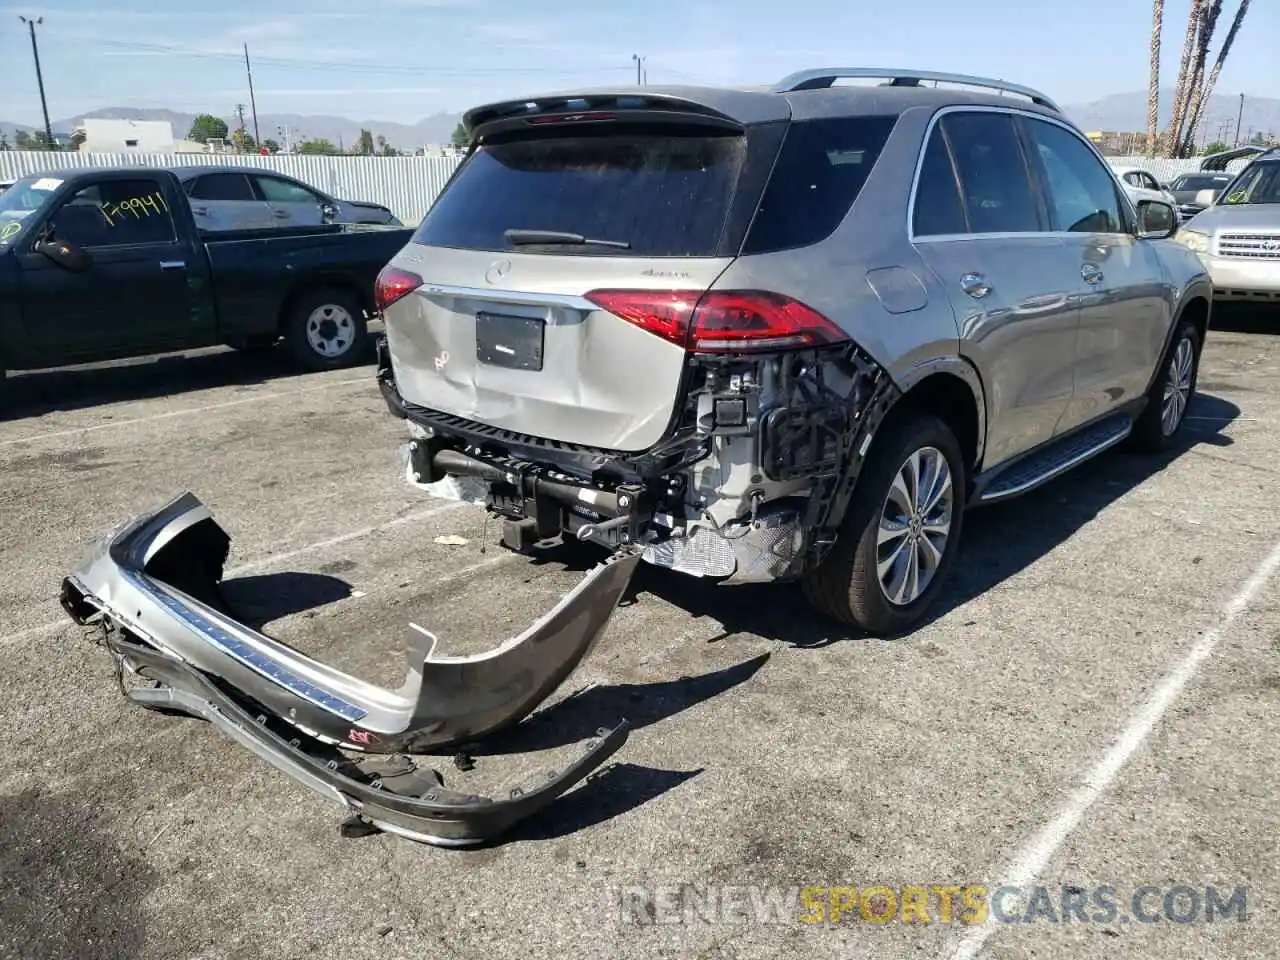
[255,175,322,204]
[742,117,896,254]
[941,112,1042,233]
[414,132,747,257]
[912,127,968,236]
[189,174,256,201]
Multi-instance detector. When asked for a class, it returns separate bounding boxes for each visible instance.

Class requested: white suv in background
[1112,164,1181,223]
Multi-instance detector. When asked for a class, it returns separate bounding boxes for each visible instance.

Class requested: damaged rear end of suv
[375,82,952,631]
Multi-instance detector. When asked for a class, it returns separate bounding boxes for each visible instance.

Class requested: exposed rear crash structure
[61,492,640,847]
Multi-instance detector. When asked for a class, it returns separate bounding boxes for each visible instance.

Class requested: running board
[979,414,1133,503]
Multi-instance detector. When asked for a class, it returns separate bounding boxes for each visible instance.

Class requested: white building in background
[78,118,204,153]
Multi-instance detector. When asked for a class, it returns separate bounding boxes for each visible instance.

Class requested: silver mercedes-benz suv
[373,67,1212,635]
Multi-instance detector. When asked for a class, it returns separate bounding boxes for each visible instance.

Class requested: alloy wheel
[1160,335,1195,436]
[876,446,954,606]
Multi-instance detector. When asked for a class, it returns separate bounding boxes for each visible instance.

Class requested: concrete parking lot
[1,309,1277,960]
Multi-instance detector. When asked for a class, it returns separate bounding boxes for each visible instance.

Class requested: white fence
[1105,155,1253,182]
[1,149,1255,227]
[0,151,465,226]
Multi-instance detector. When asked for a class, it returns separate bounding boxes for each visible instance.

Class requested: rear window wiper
[504,228,631,249]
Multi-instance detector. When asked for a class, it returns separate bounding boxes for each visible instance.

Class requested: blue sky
[1,0,1277,125]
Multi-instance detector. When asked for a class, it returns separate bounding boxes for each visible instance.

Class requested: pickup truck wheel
[285,288,368,371]
[1129,318,1201,453]
[801,414,966,635]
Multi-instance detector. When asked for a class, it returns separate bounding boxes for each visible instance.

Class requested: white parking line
[3,499,474,646]
[0,376,369,449]
[947,535,1280,960]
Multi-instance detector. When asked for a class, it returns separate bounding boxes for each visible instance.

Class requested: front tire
[284,287,369,372]
[1129,318,1200,453]
[802,414,966,635]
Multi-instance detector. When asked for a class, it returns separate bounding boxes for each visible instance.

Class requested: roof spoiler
[771,67,1062,113]
[463,91,747,140]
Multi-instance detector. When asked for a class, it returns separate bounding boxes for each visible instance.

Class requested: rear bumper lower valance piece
[61,491,641,846]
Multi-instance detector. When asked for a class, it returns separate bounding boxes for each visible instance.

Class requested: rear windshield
[1173,174,1232,190]
[413,131,747,257]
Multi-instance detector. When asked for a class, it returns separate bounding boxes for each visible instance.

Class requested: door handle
[191,207,209,216]
[1081,263,1104,284]
[160,260,186,271]
[272,209,290,218]
[959,272,991,298]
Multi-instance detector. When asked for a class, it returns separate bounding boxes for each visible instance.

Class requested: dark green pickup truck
[0,167,414,381]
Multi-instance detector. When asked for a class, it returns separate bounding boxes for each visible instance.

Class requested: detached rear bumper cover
[61,492,640,846]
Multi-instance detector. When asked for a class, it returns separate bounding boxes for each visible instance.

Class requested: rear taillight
[582,290,698,346]
[584,289,847,353]
[374,265,423,311]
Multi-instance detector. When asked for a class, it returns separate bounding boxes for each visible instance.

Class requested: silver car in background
[1112,164,1181,223]
[375,67,1212,635]
[173,165,401,232]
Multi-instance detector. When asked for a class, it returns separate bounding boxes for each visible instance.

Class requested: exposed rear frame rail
[771,67,1062,113]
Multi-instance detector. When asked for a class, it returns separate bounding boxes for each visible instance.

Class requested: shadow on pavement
[220,572,354,629]
[0,788,155,960]
[470,653,770,756]
[495,764,704,845]
[0,331,380,422]
[1208,302,1280,335]
[615,392,1241,648]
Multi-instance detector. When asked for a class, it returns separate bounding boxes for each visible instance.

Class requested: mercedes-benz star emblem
[485,259,512,284]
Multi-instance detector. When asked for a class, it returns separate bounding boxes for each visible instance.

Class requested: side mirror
[1136,199,1177,239]
[1194,188,1219,208]
[34,237,92,271]
[320,203,338,221]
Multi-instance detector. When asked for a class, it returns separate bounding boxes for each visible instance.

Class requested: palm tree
[1165,0,1208,156]
[1180,0,1252,155]
[1177,0,1225,155]
[1146,0,1164,155]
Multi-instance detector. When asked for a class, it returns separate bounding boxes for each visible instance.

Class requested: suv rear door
[250,172,330,226]
[381,119,782,453]
[910,109,1084,469]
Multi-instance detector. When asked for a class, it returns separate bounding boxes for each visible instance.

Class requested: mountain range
[2,89,1278,153]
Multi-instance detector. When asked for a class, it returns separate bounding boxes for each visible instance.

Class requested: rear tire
[801,413,966,635]
[1129,318,1200,453]
[284,287,369,372]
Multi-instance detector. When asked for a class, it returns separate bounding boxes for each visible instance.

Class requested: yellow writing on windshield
[0,222,21,243]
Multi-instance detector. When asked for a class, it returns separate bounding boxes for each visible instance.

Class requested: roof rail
[771,68,1062,113]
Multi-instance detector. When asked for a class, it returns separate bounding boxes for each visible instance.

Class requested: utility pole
[1233,93,1244,147]
[19,16,54,150]
[632,53,646,85]
[234,103,247,152]
[244,44,261,148]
